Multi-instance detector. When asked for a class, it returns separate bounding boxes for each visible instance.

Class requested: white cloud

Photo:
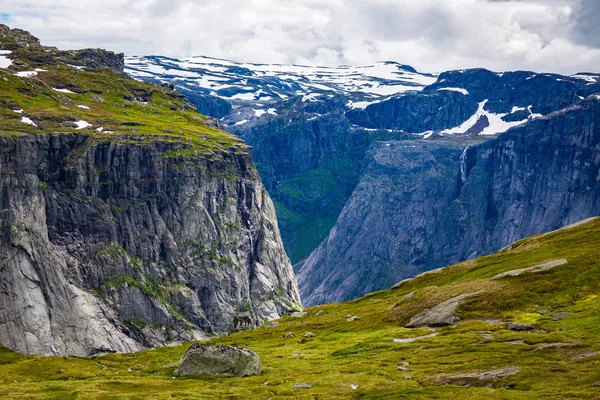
[2,0,600,74]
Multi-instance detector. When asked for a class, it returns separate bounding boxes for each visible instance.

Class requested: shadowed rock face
[298,97,600,305]
[0,134,300,356]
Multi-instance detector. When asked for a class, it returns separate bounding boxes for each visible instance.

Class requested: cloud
[2,0,600,74]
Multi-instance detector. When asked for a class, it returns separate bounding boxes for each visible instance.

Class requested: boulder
[492,259,568,280]
[174,344,261,377]
[506,322,534,331]
[284,332,294,338]
[232,312,254,332]
[304,332,315,338]
[264,321,280,329]
[293,383,313,389]
[314,310,327,317]
[291,312,308,318]
[405,291,483,328]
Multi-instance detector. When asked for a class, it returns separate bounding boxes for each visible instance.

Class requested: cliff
[0,25,300,356]
[298,95,600,305]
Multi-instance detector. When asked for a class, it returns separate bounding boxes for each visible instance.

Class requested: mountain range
[125,54,600,305]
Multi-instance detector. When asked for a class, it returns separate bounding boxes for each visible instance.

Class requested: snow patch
[443,100,532,135]
[302,93,320,102]
[12,109,24,114]
[437,87,469,95]
[77,105,91,110]
[21,117,38,127]
[0,55,13,69]
[511,106,527,113]
[571,74,598,84]
[53,88,76,94]
[96,127,104,132]
[267,108,277,115]
[234,119,248,126]
[254,109,266,117]
[15,70,39,77]
[75,120,92,130]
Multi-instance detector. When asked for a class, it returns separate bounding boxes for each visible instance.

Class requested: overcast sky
[2,0,600,74]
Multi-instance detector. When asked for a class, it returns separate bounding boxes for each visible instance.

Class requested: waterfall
[460,146,470,184]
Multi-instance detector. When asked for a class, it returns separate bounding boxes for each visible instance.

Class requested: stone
[314,310,327,317]
[293,383,313,389]
[492,259,568,280]
[397,366,410,372]
[405,292,483,328]
[568,351,600,360]
[393,333,438,343]
[438,367,521,387]
[552,312,572,321]
[347,316,360,322]
[232,312,254,332]
[291,312,308,318]
[304,332,316,338]
[265,321,280,329]
[534,342,581,351]
[174,344,261,377]
[506,322,534,331]
[284,332,294,338]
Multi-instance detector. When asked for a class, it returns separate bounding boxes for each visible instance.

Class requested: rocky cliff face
[298,96,600,305]
[0,25,300,356]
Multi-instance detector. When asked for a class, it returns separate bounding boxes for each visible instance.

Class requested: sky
[2,0,600,74]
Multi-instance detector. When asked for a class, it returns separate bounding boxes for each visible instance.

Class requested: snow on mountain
[125,55,437,105]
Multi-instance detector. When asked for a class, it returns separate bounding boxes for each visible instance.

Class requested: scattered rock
[552,312,572,321]
[347,316,360,322]
[291,352,304,357]
[174,344,261,377]
[438,367,521,387]
[492,259,568,280]
[398,361,410,366]
[291,312,308,318]
[127,367,133,373]
[393,333,438,343]
[508,340,527,345]
[304,332,316,338]
[534,342,581,351]
[315,310,327,317]
[506,322,534,331]
[593,381,600,387]
[397,366,411,372]
[284,332,294,338]
[404,375,412,380]
[265,321,280,329]
[293,383,313,389]
[405,291,484,328]
[401,291,417,301]
[232,312,254,332]
[537,309,549,315]
[350,384,358,390]
[568,351,600,360]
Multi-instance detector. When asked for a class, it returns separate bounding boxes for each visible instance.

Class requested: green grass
[0,45,246,156]
[2,218,600,398]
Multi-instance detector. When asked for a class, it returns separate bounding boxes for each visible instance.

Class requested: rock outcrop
[174,344,261,377]
[0,25,300,356]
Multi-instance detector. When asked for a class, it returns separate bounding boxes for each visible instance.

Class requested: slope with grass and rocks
[1,216,599,399]
[0,25,300,357]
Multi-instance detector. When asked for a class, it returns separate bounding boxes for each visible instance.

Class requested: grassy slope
[1,217,599,399]
[0,45,246,156]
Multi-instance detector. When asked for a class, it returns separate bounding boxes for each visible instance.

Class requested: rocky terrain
[0,25,300,356]
[2,216,599,399]
[127,53,600,305]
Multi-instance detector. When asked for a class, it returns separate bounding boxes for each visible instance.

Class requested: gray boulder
[506,322,534,331]
[405,291,483,328]
[174,344,261,377]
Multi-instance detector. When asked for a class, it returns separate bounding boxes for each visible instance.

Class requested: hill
[1,216,599,398]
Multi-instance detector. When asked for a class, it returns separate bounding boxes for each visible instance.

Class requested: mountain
[126,53,600,306]
[3,216,600,398]
[0,25,300,356]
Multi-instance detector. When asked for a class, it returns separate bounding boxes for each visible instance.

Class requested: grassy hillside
[0,30,245,156]
[1,217,599,399]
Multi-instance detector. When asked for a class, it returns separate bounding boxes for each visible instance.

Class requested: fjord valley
[1,20,600,400]
[128,53,600,305]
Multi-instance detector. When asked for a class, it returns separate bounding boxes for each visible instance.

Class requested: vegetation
[1,217,599,398]
[0,45,246,156]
